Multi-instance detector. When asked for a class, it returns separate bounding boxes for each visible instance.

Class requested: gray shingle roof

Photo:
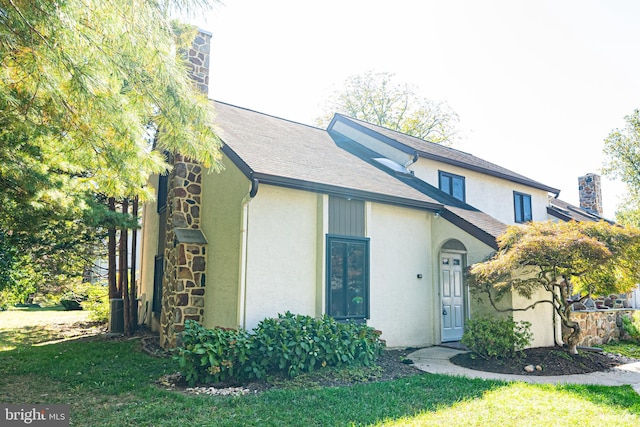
[212,101,441,210]
[331,134,506,249]
[334,114,560,195]
[211,102,523,249]
[444,206,507,243]
[547,198,613,224]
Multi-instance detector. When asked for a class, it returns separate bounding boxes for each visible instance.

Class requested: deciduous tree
[317,71,459,145]
[603,109,640,226]
[467,221,640,354]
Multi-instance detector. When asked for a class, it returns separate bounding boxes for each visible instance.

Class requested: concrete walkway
[408,346,640,393]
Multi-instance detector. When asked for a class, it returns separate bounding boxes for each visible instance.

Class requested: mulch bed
[146,334,422,394]
[449,346,638,376]
[142,333,639,393]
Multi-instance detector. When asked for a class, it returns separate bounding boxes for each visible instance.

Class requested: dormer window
[439,171,465,202]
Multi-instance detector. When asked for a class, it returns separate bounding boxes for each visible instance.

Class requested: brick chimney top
[578,173,603,216]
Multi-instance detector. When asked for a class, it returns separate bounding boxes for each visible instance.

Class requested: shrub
[60,293,83,311]
[252,312,384,377]
[461,315,532,360]
[621,312,640,342]
[175,323,254,385]
[174,312,386,386]
[81,284,109,322]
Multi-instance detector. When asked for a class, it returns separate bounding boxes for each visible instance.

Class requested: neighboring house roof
[330,114,561,196]
[211,101,442,211]
[547,197,614,224]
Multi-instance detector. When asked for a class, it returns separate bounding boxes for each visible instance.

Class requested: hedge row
[174,312,385,385]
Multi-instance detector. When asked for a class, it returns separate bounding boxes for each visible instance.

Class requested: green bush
[174,312,386,386]
[81,284,109,322]
[175,324,254,385]
[461,315,532,360]
[60,293,83,311]
[252,312,384,377]
[622,312,640,342]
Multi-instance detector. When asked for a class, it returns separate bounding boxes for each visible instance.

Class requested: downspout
[403,152,419,170]
[237,177,259,330]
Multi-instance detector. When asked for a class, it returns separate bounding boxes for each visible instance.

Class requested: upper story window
[514,192,532,223]
[439,171,465,202]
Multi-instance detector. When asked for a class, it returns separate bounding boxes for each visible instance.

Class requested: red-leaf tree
[467,220,640,354]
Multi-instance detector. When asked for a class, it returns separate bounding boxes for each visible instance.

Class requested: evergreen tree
[0,1,221,300]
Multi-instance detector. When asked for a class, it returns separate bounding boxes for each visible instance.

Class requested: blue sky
[190,0,640,219]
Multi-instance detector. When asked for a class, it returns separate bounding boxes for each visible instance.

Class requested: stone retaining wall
[564,309,635,347]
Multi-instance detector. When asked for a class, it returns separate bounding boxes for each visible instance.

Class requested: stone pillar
[578,173,603,216]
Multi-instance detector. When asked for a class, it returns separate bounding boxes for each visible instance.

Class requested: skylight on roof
[373,158,412,176]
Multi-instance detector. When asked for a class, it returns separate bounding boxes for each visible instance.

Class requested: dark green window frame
[152,255,164,313]
[514,191,532,223]
[439,171,466,202]
[326,234,370,321]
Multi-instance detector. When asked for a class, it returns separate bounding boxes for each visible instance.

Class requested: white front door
[441,252,465,342]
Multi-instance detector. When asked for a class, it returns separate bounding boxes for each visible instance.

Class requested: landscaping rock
[185,386,251,396]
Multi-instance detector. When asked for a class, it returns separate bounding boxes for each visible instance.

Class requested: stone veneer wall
[563,310,635,347]
[578,173,603,216]
[159,156,207,348]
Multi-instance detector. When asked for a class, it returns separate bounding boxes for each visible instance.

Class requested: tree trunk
[121,199,130,336]
[560,294,581,354]
[107,197,118,299]
[558,277,580,354]
[565,322,581,354]
[129,196,139,331]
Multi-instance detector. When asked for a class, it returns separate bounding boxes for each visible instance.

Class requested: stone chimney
[159,29,211,348]
[185,29,212,95]
[578,173,603,216]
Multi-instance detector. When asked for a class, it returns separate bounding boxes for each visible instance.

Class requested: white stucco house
[135,31,619,350]
[136,95,612,349]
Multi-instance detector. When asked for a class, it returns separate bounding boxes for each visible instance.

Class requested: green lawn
[0,306,93,351]
[602,341,640,359]
[1,309,640,426]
